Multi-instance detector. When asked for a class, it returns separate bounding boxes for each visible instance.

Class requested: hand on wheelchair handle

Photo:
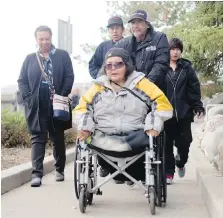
[146,129,159,137]
[77,130,91,141]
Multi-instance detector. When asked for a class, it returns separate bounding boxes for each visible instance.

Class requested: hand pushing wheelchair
[73,132,167,215]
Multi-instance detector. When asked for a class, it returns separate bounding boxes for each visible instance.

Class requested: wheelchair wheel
[79,188,87,213]
[87,178,94,205]
[161,133,167,204]
[148,187,156,215]
[74,142,81,199]
[155,140,162,207]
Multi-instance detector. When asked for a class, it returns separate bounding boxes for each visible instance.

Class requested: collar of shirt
[38,44,56,59]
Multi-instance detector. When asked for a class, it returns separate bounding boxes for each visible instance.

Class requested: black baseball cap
[128,9,149,23]
[107,16,124,28]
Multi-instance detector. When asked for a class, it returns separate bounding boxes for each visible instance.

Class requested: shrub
[1,109,77,148]
[1,109,30,148]
[199,75,223,98]
[201,83,223,98]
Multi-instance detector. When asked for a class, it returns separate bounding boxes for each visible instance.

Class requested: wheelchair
[73,132,167,215]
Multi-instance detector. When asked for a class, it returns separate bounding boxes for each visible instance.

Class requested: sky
[0,0,111,89]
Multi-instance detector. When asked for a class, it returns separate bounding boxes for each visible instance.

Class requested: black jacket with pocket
[165,58,204,121]
[89,40,116,79]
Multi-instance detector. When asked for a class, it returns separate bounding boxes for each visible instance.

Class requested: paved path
[2,143,209,218]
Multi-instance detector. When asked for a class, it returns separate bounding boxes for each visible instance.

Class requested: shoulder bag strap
[112,81,152,110]
[36,52,48,80]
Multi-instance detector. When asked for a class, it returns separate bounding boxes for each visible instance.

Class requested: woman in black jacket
[164,38,204,184]
[18,26,74,187]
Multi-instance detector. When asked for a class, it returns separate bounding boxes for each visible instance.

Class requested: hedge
[1,109,76,148]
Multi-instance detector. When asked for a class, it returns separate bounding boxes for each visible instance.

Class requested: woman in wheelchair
[73,48,173,185]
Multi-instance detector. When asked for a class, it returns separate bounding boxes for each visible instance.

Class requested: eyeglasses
[105,61,125,70]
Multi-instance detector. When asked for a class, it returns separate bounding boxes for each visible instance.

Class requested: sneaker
[55,171,64,182]
[99,167,109,177]
[166,174,173,185]
[114,179,125,184]
[177,167,185,178]
[126,181,134,186]
[31,177,42,187]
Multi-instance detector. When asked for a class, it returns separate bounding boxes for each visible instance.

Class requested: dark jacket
[89,40,115,79]
[114,26,170,91]
[18,49,74,134]
[165,58,204,121]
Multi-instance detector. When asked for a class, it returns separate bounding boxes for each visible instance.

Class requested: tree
[81,1,194,56]
[77,1,223,77]
[165,2,223,76]
[106,1,194,28]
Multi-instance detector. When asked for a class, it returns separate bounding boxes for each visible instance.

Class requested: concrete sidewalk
[2,155,209,218]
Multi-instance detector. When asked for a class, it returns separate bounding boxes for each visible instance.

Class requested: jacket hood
[94,70,145,90]
[145,24,155,42]
[178,58,192,68]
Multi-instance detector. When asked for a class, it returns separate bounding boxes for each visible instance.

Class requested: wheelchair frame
[74,132,166,215]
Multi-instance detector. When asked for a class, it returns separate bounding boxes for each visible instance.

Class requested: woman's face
[36,31,52,53]
[105,57,126,83]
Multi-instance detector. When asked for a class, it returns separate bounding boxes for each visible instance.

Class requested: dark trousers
[31,117,66,178]
[164,118,192,176]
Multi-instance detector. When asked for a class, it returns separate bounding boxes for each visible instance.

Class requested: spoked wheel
[74,141,81,199]
[86,178,94,205]
[148,187,156,215]
[161,133,167,204]
[79,188,87,213]
[155,138,162,207]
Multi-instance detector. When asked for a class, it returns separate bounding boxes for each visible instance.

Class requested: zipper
[167,69,183,121]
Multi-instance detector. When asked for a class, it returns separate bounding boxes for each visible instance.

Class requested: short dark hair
[169,38,183,53]
[34,25,52,38]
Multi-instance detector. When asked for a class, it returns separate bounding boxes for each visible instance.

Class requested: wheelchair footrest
[144,161,161,164]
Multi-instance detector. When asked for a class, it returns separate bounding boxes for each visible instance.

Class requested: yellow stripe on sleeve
[136,78,173,112]
[73,84,104,114]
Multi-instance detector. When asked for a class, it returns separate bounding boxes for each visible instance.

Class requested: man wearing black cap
[89,16,124,79]
[115,9,169,91]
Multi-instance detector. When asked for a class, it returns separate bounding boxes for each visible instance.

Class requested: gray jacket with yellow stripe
[73,71,173,151]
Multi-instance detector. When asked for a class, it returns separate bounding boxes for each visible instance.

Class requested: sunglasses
[105,61,125,70]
